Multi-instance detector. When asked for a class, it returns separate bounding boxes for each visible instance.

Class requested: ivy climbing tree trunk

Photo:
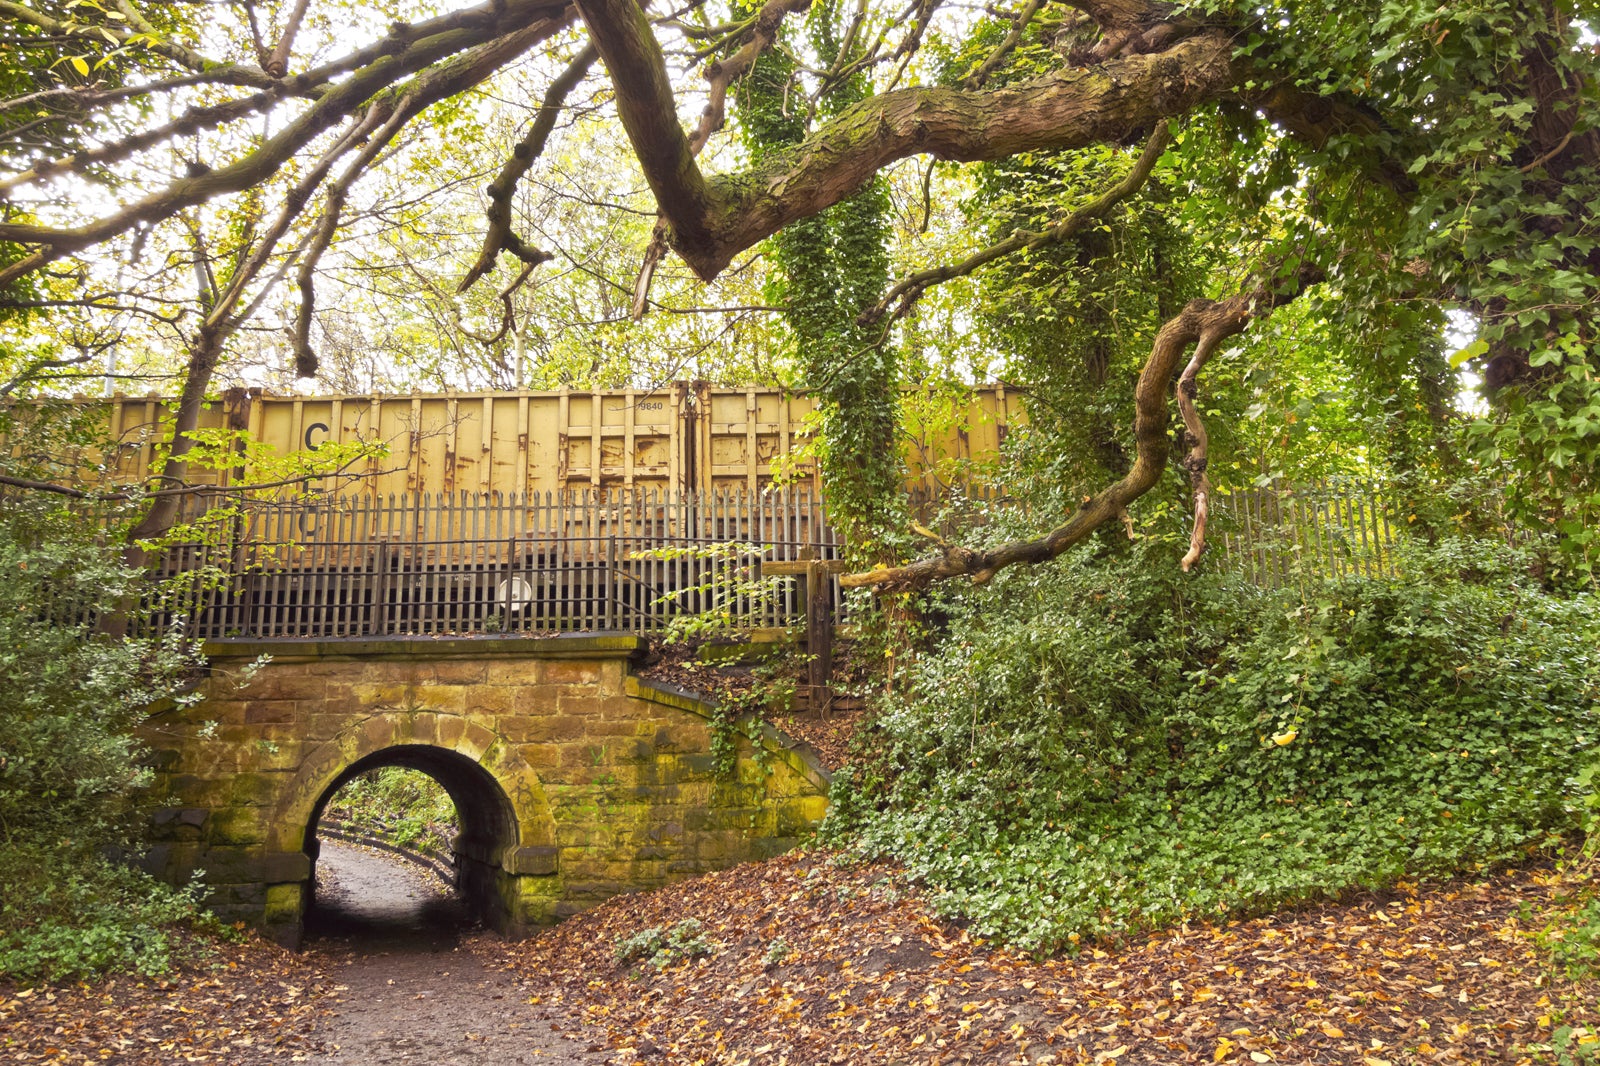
[735,1,902,563]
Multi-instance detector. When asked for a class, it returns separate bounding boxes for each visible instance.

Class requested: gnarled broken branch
[1175,318,1221,570]
[841,264,1322,592]
[460,44,596,295]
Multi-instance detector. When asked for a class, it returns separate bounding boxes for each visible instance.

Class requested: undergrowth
[0,844,223,983]
[323,767,458,852]
[827,532,1600,954]
[614,918,719,970]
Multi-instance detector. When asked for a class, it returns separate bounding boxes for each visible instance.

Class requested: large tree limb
[863,122,1171,325]
[841,265,1321,592]
[575,0,715,252]
[577,0,1236,281]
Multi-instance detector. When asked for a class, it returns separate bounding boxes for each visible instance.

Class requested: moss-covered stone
[141,636,830,944]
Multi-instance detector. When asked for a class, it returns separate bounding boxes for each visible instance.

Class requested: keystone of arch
[267,708,557,870]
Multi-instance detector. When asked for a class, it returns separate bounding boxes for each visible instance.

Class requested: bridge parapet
[140,634,829,946]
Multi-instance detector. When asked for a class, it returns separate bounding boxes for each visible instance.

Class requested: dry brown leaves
[500,853,1599,1065]
[0,934,341,1064]
[638,639,869,772]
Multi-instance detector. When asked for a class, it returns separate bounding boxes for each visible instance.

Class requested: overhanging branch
[584,25,1235,281]
[841,263,1322,592]
[459,43,597,295]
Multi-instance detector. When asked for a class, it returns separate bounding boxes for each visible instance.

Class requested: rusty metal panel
[40,385,1023,503]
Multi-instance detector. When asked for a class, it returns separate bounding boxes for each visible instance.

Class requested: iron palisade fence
[57,481,1509,639]
[146,487,843,640]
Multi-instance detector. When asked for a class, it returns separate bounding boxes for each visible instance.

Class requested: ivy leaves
[831,533,1600,952]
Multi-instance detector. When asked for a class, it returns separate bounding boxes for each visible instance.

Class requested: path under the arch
[282,841,608,1065]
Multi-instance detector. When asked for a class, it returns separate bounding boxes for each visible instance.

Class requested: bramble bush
[826,530,1600,954]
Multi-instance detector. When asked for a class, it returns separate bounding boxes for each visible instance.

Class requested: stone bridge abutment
[140,635,829,946]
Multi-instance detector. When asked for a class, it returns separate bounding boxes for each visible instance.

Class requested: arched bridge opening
[138,635,831,947]
[305,746,516,939]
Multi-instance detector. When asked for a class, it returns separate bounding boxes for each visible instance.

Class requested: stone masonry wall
[140,635,830,944]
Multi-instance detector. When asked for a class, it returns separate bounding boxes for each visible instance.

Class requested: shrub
[614,919,718,970]
[0,843,220,983]
[324,767,458,852]
[0,491,210,982]
[828,534,1600,953]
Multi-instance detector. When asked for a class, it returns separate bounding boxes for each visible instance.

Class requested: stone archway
[264,711,560,947]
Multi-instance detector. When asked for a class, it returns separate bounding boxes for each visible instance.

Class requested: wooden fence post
[805,557,833,715]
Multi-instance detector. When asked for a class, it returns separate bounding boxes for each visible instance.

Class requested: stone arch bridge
[141,635,829,946]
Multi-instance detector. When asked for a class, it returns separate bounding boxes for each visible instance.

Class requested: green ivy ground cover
[829,535,1600,954]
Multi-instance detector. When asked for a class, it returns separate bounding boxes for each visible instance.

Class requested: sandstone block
[554,694,607,718]
[351,682,408,707]
[436,715,467,747]
[244,701,298,724]
[240,674,325,702]
[504,845,559,876]
[463,685,515,716]
[430,660,488,684]
[542,660,600,685]
[486,661,542,685]
[511,742,561,766]
[207,807,270,846]
[413,684,468,715]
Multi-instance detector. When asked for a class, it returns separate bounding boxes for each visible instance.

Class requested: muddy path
[270,841,610,1065]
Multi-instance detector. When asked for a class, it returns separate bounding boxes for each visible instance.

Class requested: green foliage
[1177,0,1600,579]
[735,0,901,560]
[613,918,718,970]
[0,844,219,984]
[707,656,795,778]
[828,525,1600,954]
[0,488,213,982]
[0,495,202,848]
[324,767,457,851]
[763,935,792,966]
[634,541,794,645]
[1551,1023,1600,1066]
[1543,887,1600,984]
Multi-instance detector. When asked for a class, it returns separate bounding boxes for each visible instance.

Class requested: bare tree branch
[965,0,1045,89]
[0,0,576,288]
[0,85,295,197]
[863,122,1172,325]
[265,0,313,76]
[0,354,95,398]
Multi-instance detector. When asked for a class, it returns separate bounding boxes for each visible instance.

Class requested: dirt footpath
[279,841,608,1065]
